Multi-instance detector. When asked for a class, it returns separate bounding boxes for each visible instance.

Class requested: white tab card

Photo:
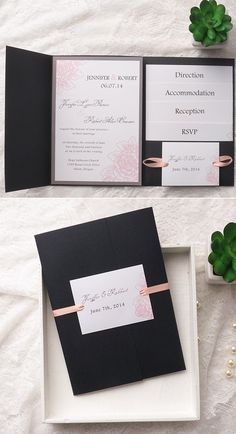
[70,265,154,335]
[161,142,219,186]
[146,64,233,142]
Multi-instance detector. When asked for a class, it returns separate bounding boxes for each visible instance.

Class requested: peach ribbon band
[143,156,233,169]
[52,283,169,317]
[212,155,233,167]
[143,157,169,168]
[53,304,84,317]
[140,282,169,296]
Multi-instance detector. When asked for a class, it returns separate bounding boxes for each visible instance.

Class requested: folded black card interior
[5,46,235,191]
[35,207,185,395]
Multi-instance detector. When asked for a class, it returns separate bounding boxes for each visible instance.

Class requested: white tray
[40,245,199,423]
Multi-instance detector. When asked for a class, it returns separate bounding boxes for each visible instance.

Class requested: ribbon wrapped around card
[212,155,233,167]
[143,157,169,168]
[143,155,233,168]
[53,304,84,317]
[139,282,169,295]
[52,282,169,317]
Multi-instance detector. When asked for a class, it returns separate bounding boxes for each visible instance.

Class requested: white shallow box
[40,245,199,423]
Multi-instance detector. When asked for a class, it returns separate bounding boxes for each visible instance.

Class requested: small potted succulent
[206,222,236,284]
[189,0,233,48]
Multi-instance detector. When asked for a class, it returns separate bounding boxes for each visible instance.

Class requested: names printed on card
[70,265,154,335]
[162,142,219,186]
[53,58,141,184]
[146,64,233,141]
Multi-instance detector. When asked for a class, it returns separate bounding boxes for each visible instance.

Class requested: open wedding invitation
[35,208,185,395]
[5,47,235,191]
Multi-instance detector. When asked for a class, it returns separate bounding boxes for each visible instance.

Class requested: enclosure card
[70,264,154,335]
[162,142,219,186]
[52,57,142,185]
[146,64,233,142]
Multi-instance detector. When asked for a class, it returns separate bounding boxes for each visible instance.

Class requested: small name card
[70,264,154,334]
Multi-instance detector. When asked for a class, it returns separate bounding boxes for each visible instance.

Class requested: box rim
[40,244,200,423]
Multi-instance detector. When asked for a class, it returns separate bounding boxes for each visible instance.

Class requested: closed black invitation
[35,208,185,395]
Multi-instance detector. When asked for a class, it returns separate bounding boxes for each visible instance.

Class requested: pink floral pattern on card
[133,273,154,320]
[206,156,219,184]
[207,168,218,184]
[56,60,85,92]
[134,296,153,319]
[101,136,139,183]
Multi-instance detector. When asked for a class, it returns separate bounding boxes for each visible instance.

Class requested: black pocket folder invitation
[35,208,185,395]
[5,46,235,191]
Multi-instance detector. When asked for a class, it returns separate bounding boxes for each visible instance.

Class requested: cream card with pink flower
[52,57,142,185]
[70,265,154,335]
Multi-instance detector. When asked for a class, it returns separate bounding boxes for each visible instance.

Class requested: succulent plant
[189,0,233,47]
[208,222,236,283]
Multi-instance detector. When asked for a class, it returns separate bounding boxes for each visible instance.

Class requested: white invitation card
[70,264,154,335]
[52,57,142,185]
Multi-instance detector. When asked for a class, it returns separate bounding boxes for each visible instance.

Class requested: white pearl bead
[227,359,235,368]
[196,301,201,310]
[231,346,236,354]
[233,323,236,330]
[225,369,233,378]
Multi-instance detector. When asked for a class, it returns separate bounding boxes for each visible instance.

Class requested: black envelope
[35,207,185,395]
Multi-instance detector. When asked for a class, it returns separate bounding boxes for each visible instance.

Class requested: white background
[0,197,236,434]
[1,0,236,197]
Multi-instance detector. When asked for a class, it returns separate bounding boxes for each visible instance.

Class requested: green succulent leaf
[230,239,236,254]
[219,32,227,41]
[214,33,222,43]
[215,23,226,31]
[220,253,232,267]
[193,25,208,41]
[232,258,236,272]
[224,222,236,242]
[189,23,196,33]
[190,7,201,23]
[223,15,232,23]
[225,244,236,259]
[224,22,233,32]
[209,0,217,8]
[223,267,236,283]
[211,231,224,242]
[214,258,227,276]
[213,18,223,28]
[208,28,217,39]
[214,4,226,19]
[208,252,218,265]
[200,0,213,14]
[211,238,224,254]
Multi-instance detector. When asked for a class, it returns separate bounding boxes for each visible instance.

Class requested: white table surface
[0,0,236,198]
[0,197,236,434]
